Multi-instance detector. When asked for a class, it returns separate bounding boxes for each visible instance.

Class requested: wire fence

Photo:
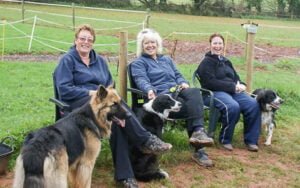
[0,1,299,63]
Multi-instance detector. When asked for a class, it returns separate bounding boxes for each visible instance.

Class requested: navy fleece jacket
[196,52,244,94]
[54,45,112,104]
[130,54,187,94]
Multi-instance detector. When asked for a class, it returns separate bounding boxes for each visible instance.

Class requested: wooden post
[145,8,151,28]
[72,3,75,31]
[245,24,258,92]
[21,0,25,23]
[119,31,128,102]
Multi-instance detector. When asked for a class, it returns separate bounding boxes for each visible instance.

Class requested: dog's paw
[264,141,271,146]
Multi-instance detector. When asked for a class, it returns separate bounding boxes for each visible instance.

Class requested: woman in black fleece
[196,33,261,152]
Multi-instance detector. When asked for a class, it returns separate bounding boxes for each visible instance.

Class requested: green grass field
[0,58,299,187]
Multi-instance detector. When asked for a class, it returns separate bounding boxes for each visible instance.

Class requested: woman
[196,33,261,152]
[54,24,172,188]
[130,28,214,167]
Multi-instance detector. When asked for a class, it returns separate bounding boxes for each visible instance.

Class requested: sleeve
[168,57,188,85]
[130,60,156,94]
[197,58,236,94]
[99,56,113,86]
[54,55,89,101]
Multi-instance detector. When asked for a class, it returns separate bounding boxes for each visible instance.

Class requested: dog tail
[22,146,46,188]
[21,132,47,188]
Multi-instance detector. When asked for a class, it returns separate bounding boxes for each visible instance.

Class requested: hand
[89,90,97,96]
[180,83,189,89]
[148,90,156,99]
[235,81,246,93]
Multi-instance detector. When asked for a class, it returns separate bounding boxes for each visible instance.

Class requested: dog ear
[108,81,116,89]
[97,85,108,100]
[255,90,265,102]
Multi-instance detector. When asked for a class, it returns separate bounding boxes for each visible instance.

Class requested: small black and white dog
[130,94,181,181]
[252,88,284,145]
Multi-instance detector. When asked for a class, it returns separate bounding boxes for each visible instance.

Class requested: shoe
[191,148,214,167]
[140,135,172,155]
[189,130,214,147]
[246,144,259,152]
[222,144,233,151]
[117,178,139,188]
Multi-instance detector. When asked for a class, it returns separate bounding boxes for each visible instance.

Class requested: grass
[1,1,300,56]
[0,58,300,187]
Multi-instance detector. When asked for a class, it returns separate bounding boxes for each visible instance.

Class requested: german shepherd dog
[13,85,130,188]
[131,94,181,181]
[252,88,284,145]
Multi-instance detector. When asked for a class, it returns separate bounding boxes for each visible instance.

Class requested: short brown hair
[75,24,96,43]
[209,33,224,44]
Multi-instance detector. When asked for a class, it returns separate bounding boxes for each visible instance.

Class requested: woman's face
[142,37,158,58]
[75,30,94,55]
[210,36,224,56]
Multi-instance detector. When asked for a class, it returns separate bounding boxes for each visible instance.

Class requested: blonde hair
[136,28,163,57]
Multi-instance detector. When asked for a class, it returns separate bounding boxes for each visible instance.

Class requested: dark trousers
[168,88,205,137]
[69,96,151,181]
[204,91,261,145]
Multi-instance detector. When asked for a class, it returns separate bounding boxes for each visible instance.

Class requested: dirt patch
[2,41,299,63]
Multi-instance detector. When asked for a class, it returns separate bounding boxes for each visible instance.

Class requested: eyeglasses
[77,37,94,43]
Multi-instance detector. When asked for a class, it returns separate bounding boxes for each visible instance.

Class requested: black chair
[192,70,220,137]
[127,63,219,137]
[49,73,71,121]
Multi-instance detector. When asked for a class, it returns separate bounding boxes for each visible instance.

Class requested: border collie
[130,94,181,181]
[252,88,284,145]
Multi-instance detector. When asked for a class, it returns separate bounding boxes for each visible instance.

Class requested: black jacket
[196,52,243,94]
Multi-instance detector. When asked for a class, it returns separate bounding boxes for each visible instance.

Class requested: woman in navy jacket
[130,28,214,168]
[196,33,261,152]
[54,24,172,188]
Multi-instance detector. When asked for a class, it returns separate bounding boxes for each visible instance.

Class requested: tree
[193,0,208,10]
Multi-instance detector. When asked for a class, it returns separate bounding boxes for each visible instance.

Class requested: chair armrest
[49,97,71,111]
[127,88,148,97]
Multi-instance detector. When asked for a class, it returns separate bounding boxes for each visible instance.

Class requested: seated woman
[196,33,261,152]
[54,24,172,188]
[130,28,214,167]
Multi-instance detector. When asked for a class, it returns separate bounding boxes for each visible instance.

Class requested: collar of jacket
[141,53,163,60]
[70,45,98,65]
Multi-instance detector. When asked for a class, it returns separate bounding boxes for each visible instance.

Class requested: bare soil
[2,41,300,63]
[1,142,299,188]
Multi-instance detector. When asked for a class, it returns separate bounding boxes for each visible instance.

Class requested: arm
[54,55,90,101]
[197,58,236,94]
[130,60,156,94]
[168,57,189,88]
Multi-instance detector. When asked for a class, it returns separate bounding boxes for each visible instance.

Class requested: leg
[110,124,135,181]
[233,93,261,145]
[265,122,274,145]
[207,92,240,145]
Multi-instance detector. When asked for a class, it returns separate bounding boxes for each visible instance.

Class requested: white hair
[136,28,163,57]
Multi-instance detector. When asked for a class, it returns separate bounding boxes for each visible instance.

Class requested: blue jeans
[204,91,261,145]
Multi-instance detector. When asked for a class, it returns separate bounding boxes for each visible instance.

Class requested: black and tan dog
[13,85,130,188]
[131,94,181,181]
[252,88,284,145]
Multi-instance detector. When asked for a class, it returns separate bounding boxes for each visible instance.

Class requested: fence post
[244,23,258,92]
[1,20,6,62]
[28,16,37,52]
[21,0,25,23]
[72,3,75,31]
[119,31,128,102]
[145,8,151,28]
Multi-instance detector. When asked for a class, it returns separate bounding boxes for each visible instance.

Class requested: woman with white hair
[130,28,214,168]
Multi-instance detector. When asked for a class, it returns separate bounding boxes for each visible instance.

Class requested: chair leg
[207,107,220,138]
